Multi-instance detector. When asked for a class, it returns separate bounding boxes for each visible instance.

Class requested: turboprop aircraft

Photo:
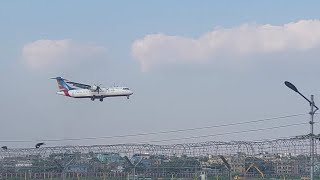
[52,77,133,102]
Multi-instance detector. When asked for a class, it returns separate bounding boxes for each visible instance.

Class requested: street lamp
[284,81,318,180]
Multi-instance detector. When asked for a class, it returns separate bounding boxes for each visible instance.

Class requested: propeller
[112,83,120,88]
[94,84,102,94]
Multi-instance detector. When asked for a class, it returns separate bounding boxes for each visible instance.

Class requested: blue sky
[1,1,320,148]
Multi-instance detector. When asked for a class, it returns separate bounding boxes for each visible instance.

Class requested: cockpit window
[123,88,129,90]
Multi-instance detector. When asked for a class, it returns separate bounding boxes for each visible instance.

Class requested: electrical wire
[134,122,308,144]
[0,113,308,143]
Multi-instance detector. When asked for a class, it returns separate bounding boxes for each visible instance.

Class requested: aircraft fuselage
[57,87,133,101]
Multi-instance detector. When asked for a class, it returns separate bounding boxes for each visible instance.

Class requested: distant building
[275,159,299,175]
[65,164,88,173]
[97,153,122,163]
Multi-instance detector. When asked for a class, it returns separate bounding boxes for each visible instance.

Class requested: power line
[135,122,308,144]
[0,113,308,143]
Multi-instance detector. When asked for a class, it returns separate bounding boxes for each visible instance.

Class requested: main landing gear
[91,95,103,102]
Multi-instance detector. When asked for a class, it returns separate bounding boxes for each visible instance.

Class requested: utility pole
[285,81,319,180]
[310,95,317,180]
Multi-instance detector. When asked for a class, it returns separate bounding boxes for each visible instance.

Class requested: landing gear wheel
[100,98,103,102]
[127,96,130,99]
[91,95,96,101]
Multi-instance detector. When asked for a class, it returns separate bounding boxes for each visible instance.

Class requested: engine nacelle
[90,85,98,91]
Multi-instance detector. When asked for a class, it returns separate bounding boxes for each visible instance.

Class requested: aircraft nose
[129,91,133,95]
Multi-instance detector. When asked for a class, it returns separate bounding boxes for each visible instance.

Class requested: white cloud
[22,39,107,69]
[132,20,320,71]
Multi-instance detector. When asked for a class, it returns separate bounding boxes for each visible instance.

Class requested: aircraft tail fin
[51,77,73,90]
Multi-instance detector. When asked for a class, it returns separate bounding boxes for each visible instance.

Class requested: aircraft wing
[66,81,91,89]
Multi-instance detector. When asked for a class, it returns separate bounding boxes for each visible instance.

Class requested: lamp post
[285,81,318,180]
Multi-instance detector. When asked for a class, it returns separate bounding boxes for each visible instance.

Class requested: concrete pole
[310,95,315,180]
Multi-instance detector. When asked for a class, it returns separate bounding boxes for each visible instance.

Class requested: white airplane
[52,77,133,102]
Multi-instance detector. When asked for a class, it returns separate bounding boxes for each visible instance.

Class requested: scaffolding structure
[0,135,319,179]
[0,135,315,158]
